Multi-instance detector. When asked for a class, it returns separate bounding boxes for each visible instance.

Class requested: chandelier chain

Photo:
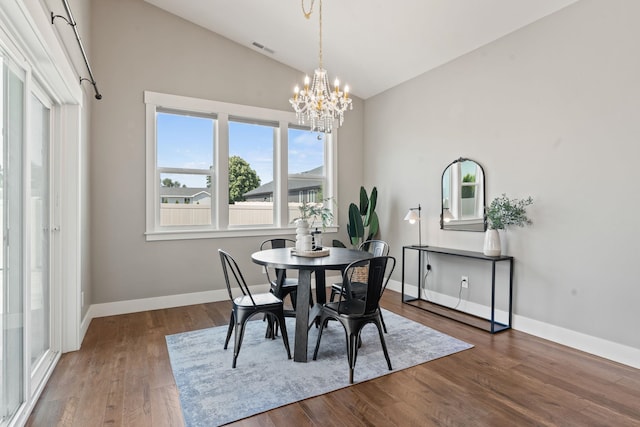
[302,0,323,69]
[319,0,323,69]
[301,0,315,19]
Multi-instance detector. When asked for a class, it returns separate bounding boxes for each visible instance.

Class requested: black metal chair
[313,255,396,383]
[219,249,291,368]
[329,240,390,332]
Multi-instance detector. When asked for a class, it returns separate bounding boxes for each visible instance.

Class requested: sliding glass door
[1,51,25,425]
[0,47,57,427]
[29,89,53,390]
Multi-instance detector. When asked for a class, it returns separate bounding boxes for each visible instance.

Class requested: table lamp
[404,204,423,247]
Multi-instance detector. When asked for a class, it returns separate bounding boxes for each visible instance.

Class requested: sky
[157,112,324,188]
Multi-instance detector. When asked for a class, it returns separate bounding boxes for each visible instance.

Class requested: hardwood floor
[27,290,640,426]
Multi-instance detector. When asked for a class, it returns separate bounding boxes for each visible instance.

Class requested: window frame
[144,91,338,241]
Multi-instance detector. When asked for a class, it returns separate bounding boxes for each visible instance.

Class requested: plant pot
[483,228,501,256]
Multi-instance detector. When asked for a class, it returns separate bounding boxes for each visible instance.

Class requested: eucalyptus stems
[486,194,533,230]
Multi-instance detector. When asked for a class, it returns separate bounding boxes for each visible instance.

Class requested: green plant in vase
[486,194,533,230]
[483,193,533,256]
[291,198,334,230]
[333,186,379,250]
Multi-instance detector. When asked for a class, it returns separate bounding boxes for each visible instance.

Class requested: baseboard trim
[88,284,271,320]
[386,279,640,369]
[79,279,639,370]
[512,314,640,369]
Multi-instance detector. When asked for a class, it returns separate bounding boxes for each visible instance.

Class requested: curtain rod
[51,0,102,100]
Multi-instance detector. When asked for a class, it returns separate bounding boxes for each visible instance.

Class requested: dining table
[251,246,373,362]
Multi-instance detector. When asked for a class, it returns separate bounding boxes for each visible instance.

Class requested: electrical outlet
[461,276,469,288]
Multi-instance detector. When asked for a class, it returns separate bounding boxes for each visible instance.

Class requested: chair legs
[380,311,387,333]
[225,309,291,368]
[224,311,235,350]
[313,312,391,384]
[376,316,392,373]
[348,331,359,384]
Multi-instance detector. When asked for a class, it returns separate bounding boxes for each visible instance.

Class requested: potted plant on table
[484,194,533,256]
[292,198,334,229]
[292,198,334,250]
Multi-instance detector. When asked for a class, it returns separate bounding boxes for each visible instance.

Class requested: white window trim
[144,91,338,241]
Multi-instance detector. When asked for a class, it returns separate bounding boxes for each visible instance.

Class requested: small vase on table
[483,228,501,256]
[295,219,310,252]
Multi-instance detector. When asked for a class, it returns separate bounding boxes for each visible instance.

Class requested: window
[156,109,214,227]
[288,125,326,224]
[229,117,275,227]
[145,91,337,240]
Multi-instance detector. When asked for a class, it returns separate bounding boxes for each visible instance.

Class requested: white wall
[366,0,640,350]
[89,0,364,304]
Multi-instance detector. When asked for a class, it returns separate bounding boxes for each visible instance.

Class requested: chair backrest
[358,240,389,257]
[219,249,256,306]
[259,239,296,285]
[341,256,396,315]
[260,238,296,251]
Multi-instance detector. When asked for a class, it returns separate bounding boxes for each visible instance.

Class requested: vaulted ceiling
[145,0,578,99]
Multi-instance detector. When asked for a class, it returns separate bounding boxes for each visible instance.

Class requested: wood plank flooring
[27,291,640,426]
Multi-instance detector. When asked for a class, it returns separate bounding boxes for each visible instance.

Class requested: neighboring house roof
[160,187,211,198]
[243,166,323,198]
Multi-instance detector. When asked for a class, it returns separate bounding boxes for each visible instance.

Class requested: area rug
[165,309,473,426]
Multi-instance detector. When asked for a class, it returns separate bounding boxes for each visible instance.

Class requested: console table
[401,245,513,333]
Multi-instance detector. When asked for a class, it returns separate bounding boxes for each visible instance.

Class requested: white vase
[295,219,310,251]
[483,228,501,256]
[295,218,309,232]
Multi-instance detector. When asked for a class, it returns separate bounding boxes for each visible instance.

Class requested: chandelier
[289,0,352,134]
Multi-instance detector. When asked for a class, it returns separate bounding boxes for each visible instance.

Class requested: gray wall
[366,0,640,349]
[89,0,364,304]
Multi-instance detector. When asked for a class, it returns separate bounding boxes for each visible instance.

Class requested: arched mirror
[441,157,486,232]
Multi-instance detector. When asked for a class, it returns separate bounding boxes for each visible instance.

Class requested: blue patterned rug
[166,309,473,426]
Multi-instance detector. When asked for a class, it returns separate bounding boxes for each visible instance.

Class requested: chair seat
[234,292,283,307]
[323,300,369,317]
[272,278,298,289]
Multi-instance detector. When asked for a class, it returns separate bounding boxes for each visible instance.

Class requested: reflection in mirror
[441,157,486,232]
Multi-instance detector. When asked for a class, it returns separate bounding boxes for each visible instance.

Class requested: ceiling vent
[252,41,275,55]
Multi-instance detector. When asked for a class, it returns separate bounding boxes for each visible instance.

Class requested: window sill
[145,226,339,242]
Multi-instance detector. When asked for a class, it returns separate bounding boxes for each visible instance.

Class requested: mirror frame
[440,157,486,232]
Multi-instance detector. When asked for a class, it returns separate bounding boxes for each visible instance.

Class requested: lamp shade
[404,210,420,224]
[442,208,454,223]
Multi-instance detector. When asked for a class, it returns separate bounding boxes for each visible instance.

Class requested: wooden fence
[160,202,301,226]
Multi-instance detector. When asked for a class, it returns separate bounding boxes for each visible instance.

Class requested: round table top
[251,247,373,271]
